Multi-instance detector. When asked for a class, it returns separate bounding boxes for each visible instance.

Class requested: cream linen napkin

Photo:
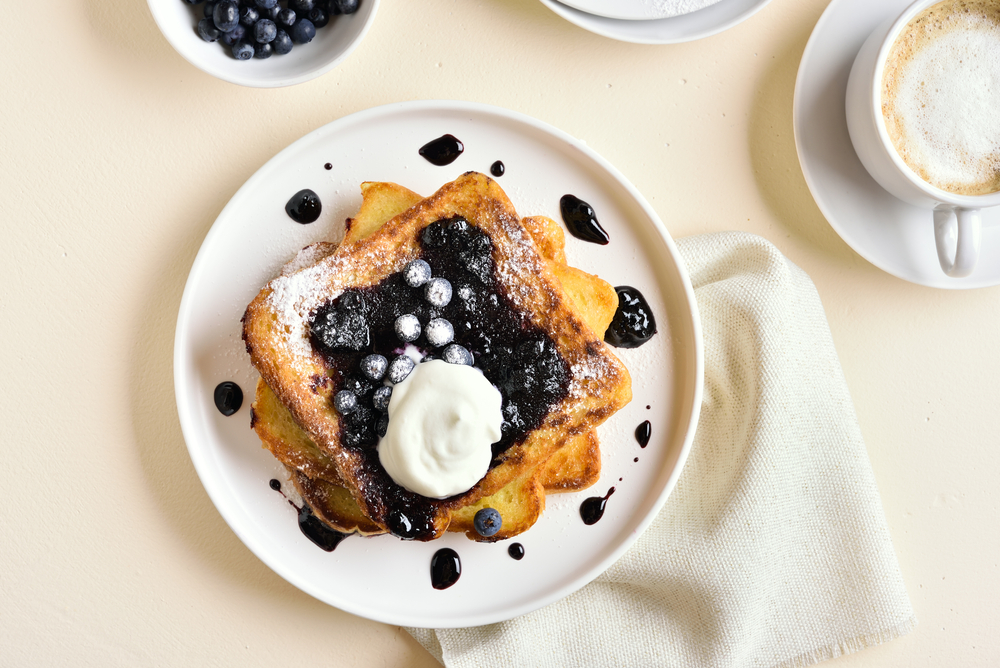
[409,232,915,668]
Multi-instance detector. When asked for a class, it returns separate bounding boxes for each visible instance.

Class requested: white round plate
[558,0,723,21]
[174,100,703,627]
[794,0,1000,289]
[147,0,379,88]
[539,0,771,44]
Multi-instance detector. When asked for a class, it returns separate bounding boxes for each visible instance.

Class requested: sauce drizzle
[580,487,616,525]
[419,134,464,166]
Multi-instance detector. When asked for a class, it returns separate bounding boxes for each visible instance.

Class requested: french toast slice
[243,172,631,541]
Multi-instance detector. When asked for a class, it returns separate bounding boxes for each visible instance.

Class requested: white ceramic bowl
[147,0,380,88]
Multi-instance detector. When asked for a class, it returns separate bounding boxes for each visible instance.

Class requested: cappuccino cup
[846,0,1000,277]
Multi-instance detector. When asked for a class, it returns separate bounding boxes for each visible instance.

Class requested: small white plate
[539,0,771,44]
[794,0,1000,289]
[174,101,703,627]
[147,0,379,88]
[558,0,723,22]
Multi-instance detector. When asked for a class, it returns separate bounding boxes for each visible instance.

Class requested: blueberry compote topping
[286,189,322,224]
[605,286,657,348]
[431,548,462,590]
[214,381,243,416]
[559,195,609,245]
[307,218,571,540]
[418,134,464,166]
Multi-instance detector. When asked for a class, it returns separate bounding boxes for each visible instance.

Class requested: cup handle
[934,207,982,278]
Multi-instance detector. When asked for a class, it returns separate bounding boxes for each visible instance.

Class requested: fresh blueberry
[403,259,432,287]
[394,314,421,343]
[219,24,245,46]
[290,0,315,12]
[424,277,452,307]
[372,385,392,412]
[204,2,218,19]
[254,18,277,43]
[388,355,415,384]
[424,318,454,348]
[239,4,259,26]
[473,508,502,537]
[442,344,473,366]
[272,29,293,54]
[360,353,388,381]
[277,8,297,28]
[253,41,273,58]
[307,7,329,27]
[330,0,360,14]
[259,5,280,19]
[255,0,278,7]
[333,390,358,415]
[213,0,240,32]
[421,223,447,248]
[231,39,255,60]
[376,413,389,438]
[197,18,221,42]
[290,18,316,43]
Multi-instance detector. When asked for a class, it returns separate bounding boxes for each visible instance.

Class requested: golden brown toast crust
[243,172,630,540]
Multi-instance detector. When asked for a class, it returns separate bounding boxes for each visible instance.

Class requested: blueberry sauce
[635,420,651,448]
[285,189,322,224]
[324,163,333,170]
[559,195,609,245]
[431,548,462,589]
[606,286,657,348]
[634,457,639,462]
[214,381,243,416]
[419,134,464,166]
[580,487,616,525]
[307,218,571,541]
[269,478,351,551]
[490,160,505,177]
[508,543,525,560]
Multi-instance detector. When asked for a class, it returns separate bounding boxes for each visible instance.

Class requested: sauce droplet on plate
[419,134,464,166]
[559,194,609,245]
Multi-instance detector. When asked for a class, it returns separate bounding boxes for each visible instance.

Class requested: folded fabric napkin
[409,232,916,668]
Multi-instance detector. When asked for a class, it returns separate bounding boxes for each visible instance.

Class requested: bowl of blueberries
[148,0,379,87]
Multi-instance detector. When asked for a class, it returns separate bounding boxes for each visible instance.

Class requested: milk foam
[882,3,1000,195]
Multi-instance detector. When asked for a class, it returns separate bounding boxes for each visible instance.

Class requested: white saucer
[794,0,1000,289]
[558,0,723,22]
[538,0,771,44]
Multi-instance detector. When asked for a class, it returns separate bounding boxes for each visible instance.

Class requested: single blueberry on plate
[372,385,392,412]
[403,259,432,287]
[254,18,277,43]
[360,353,388,381]
[333,390,358,415]
[239,4,259,26]
[197,18,221,42]
[473,508,502,537]
[272,29,293,54]
[424,318,454,348]
[253,41,273,58]
[219,24,245,46]
[442,344,473,366]
[232,39,255,60]
[213,0,240,32]
[277,8,297,28]
[290,18,316,43]
[388,355,415,384]
[330,0,360,14]
[394,314,421,343]
[424,277,452,307]
[307,7,329,28]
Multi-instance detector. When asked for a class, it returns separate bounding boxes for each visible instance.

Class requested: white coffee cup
[845,0,1000,278]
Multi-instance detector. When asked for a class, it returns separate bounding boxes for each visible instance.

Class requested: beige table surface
[3,0,998,665]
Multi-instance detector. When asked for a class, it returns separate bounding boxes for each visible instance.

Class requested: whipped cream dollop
[378,359,502,499]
